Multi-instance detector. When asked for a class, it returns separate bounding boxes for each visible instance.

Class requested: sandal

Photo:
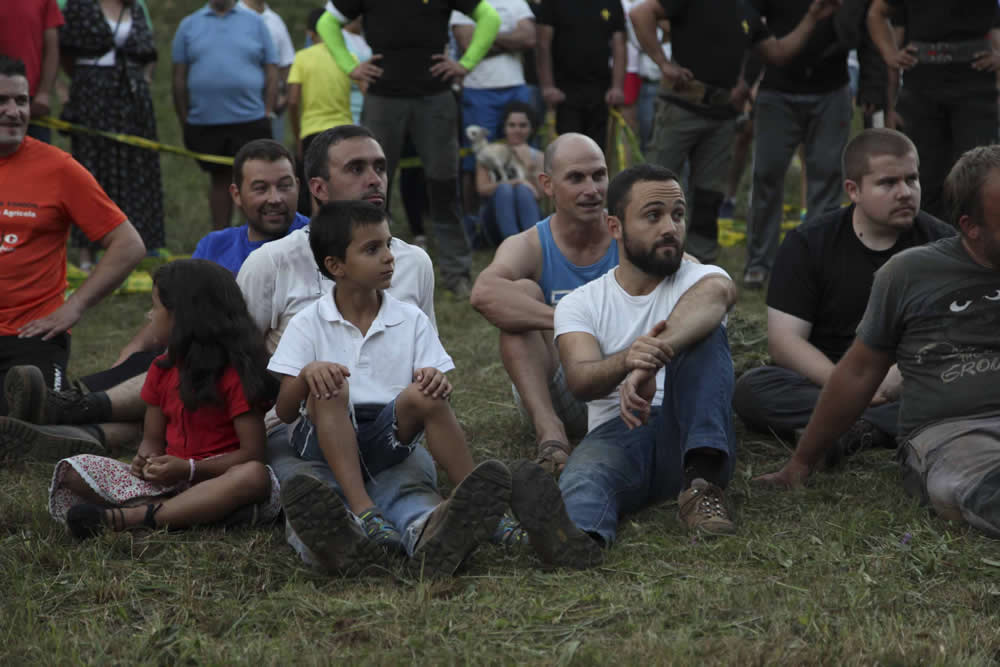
[534,440,572,478]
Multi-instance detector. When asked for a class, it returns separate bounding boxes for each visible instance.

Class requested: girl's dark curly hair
[153,259,277,411]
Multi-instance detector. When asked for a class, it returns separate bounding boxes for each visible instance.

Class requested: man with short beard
[733,129,954,465]
[506,164,739,569]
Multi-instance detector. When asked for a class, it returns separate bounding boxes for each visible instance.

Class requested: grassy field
[4,2,1000,664]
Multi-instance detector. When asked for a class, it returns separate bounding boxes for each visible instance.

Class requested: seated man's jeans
[266,423,441,560]
[559,326,736,544]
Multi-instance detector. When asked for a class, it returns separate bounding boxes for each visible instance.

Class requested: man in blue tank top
[471,134,618,477]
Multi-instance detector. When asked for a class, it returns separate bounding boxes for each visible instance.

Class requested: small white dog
[466,125,527,182]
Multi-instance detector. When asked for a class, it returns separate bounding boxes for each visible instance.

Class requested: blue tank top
[536,216,619,305]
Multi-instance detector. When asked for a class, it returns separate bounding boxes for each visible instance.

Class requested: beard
[623,231,684,278]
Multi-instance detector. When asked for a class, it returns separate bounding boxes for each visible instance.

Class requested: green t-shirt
[857,236,1000,438]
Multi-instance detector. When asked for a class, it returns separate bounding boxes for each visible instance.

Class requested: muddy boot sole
[412,459,512,578]
[0,417,104,463]
[509,460,604,569]
[281,474,387,576]
[4,366,46,425]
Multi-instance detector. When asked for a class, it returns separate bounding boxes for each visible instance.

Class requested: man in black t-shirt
[868,0,1000,220]
[630,0,839,263]
[734,129,954,460]
[535,0,626,151]
[316,0,502,297]
[743,0,855,289]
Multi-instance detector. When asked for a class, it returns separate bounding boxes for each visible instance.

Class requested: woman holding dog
[476,101,544,244]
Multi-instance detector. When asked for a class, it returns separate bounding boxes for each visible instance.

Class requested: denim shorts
[289,401,419,481]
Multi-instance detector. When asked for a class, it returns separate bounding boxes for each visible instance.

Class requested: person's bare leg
[395,383,475,485]
[209,168,234,230]
[307,390,375,514]
[104,374,148,422]
[98,422,143,456]
[61,466,111,505]
[114,461,271,529]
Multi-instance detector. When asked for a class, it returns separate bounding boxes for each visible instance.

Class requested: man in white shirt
[509,163,739,568]
[237,0,296,141]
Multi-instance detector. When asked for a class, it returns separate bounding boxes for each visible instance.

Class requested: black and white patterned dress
[60,0,164,252]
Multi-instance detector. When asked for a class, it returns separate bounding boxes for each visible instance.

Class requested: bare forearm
[471,277,554,332]
[610,34,626,89]
[39,29,60,96]
[172,71,188,124]
[67,228,144,312]
[764,14,818,65]
[630,4,670,69]
[288,101,301,141]
[264,65,278,116]
[867,1,899,64]
[191,447,261,480]
[276,377,308,423]
[659,277,737,354]
[493,25,535,52]
[535,38,556,88]
[566,350,630,401]
[770,337,837,387]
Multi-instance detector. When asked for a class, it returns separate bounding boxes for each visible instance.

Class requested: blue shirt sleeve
[191,233,213,260]
[171,16,189,64]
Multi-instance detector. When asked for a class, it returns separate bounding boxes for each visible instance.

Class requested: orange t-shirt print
[0,138,126,336]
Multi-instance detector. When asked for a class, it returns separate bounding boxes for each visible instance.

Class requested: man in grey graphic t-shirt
[758,144,1000,537]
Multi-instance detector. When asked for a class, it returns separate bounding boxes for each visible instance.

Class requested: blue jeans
[637,78,659,154]
[266,423,441,558]
[559,326,736,543]
[481,182,541,245]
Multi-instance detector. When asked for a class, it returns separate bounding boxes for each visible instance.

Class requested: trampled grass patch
[5,1,999,663]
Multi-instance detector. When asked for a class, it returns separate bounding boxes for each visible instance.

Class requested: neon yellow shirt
[287,43,353,139]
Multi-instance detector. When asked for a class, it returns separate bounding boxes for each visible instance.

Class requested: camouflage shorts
[899,412,1000,537]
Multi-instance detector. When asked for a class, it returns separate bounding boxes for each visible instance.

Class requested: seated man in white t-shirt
[508,164,740,569]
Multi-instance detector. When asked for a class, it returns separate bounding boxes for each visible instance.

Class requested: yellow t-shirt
[287,44,353,139]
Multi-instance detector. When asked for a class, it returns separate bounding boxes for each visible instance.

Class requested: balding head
[543,133,605,175]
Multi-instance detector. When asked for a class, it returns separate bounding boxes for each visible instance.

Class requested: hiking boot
[491,513,530,548]
[6,367,108,426]
[678,478,736,536]
[509,459,604,569]
[0,417,105,463]
[412,459,511,577]
[357,506,404,554]
[823,419,894,469]
[281,474,387,575]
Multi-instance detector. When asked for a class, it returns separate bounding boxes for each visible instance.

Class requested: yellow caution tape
[31,116,235,165]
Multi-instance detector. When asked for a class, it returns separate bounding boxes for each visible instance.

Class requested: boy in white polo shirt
[268,201,511,576]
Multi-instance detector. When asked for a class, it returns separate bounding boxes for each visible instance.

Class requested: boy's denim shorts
[289,401,419,480]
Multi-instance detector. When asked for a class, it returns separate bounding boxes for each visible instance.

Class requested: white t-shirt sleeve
[267,312,317,377]
[269,13,296,67]
[411,312,455,374]
[237,246,277,337]
[413,246,437,330]
[450,10,472,26]
[553,286,599,341]
[510,0,534,21]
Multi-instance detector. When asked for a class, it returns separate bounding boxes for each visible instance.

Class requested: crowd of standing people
[3,0,1000,576]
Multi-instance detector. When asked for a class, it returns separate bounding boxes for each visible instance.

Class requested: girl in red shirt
[48,260,280,536]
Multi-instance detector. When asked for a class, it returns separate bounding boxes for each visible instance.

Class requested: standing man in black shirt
[535,0,626,151]
[734,129,954,459]
[629,0,839,263]
[868,0,1000,220]
[316,0,501,297]
[743,0,854,289]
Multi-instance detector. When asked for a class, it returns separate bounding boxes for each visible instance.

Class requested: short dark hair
[309,200,388,278]
[944,144,1000,232]
[841,128,918,184]
[0,55,27,78]
[501,100,536,138]
[233,139,295,188]
[304,124,377,182]
[307,7,325,32]
[607,163,680,222]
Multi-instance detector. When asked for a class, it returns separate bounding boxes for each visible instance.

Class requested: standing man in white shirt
[238,0,296,141]
[509,163,739,569]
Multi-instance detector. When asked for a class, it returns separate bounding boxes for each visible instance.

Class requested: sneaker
[0,417,105,463]
[491,513,530,548]
[823,419,893,469]
[412,459,511,577]
[509,460,604,569]
[677,478,736,536]
[280,474,387,575]
[357,506,404,554]
[4,365,46,424]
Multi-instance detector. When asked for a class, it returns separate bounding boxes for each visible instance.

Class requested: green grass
[4,2,999,664]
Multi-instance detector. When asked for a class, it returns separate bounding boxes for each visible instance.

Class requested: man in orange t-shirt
[0,55,145,414]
